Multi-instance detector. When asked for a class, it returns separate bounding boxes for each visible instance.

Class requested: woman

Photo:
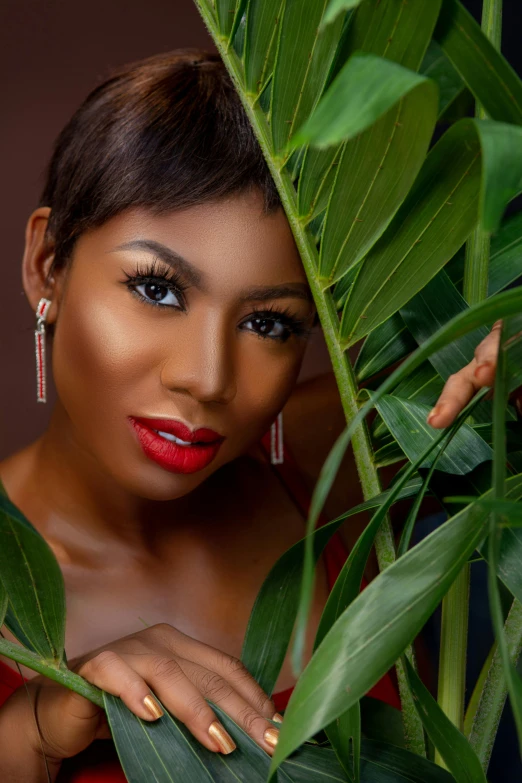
[0,49,504,782]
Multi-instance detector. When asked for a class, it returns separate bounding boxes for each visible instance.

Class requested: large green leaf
[241,479,422,694]
[340,119,522,347]
[354,315,416,383]
[403,657,487,783]
[447,209,522,296]
[269,475,522,778]
[107,686,454,783]
[312,59,438,284]
[0,493,65,663]
[297,0,440,230]
[270,0,345,159]
[243,0,284,96]
[420,39,466,118]
[292,54,437,151]
[322,0,363,27]
[357,208,522,384]
[215,0,237,37]
[434,0,522,126]
[375,396,492,475]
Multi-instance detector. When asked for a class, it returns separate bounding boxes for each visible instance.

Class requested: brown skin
[0,189,508,775]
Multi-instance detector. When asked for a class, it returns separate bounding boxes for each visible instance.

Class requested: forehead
[76,191,307,291]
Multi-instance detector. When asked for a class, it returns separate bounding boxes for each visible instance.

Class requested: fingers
[175,656,280,754]
[427,366,479,428]
[427,321,502,429]
[77,650,233,754]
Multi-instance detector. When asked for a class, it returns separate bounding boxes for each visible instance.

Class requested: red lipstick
[129,416,225,474]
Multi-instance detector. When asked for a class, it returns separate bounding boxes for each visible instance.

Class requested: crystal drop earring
[270,411,284,465]
[35,297,52,403]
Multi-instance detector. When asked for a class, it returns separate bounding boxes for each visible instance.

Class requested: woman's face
[48,189,316,499]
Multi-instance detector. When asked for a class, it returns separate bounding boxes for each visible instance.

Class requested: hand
[427,320,521,429]
[18,623,282,767]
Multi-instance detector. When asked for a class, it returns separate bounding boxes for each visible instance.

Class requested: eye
[243,316,288,340]
[120,259,189,310]
[133,281,182,308]
[240,307,311,342]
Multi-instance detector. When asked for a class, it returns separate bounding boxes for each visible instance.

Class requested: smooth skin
[0,188,511,777]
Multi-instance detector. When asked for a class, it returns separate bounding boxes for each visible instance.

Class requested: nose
[160,311,237,405]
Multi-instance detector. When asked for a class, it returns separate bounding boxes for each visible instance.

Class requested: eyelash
[121,259,311,342]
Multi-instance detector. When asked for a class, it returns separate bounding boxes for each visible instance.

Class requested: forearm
[0,690,62,782]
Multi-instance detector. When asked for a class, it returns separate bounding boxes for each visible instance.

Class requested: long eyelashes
[121,257,189,309]
[120,258,312,341]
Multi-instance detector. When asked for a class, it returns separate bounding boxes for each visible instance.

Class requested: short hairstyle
[40,48,282,281]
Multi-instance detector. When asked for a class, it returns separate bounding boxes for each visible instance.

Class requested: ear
[21,207,66,325]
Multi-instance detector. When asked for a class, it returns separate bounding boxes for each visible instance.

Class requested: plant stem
[192,0,424,755]
[467,598,522,769]
[0,638,104,708]
[436,1,503,762]
[436,565,470,741]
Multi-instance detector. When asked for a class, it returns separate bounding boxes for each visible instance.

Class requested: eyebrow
[110,239,313,304]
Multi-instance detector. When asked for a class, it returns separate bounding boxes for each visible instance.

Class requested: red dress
[0,436,399,780]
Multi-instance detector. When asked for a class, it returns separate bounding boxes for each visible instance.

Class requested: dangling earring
[35,297,52,403]
[270,411,284,465]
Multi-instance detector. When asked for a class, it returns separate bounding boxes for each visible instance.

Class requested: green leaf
[297,0,440,228]
[243,0,284,97]
[487,320,522,751]
[215,0,237,38]
[375,395,492,475]
[241,480,423,694]
[359,740,454,783]
[355,315,416,383]
[271,0,346,158]
[269,475,522,778]
[291,54,437,150]
[0,493,65,662]
[420,39,465,118]
[340,118,522,346]
[403,657,487,783]
[325,703,360,782]
[435,0,522,126]
[317,61,438,283]
[322,0,363,28]
[400,270,489,380]
[0,583,7,628]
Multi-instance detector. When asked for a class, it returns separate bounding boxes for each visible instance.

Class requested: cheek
[51,290,157,426]
[233,340,306,441]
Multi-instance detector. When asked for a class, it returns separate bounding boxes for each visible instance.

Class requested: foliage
[1,0,522,781]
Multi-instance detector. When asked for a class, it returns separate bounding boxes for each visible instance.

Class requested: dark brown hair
[40,49,281,281]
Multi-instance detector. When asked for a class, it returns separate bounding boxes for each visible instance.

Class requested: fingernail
[264,726,279,748]
[427,405,440,424]
[272,712,284,723]
[208,721,236,754]
[143,693,164,720]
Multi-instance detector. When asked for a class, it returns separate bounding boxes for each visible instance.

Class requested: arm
[0,686,62,783]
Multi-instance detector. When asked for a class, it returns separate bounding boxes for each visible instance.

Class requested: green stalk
[0,637,104,708]
[467,598,522,768]
[192,0,424,755]
[436,0,503,761]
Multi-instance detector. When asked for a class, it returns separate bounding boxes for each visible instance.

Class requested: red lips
[129,416,225,474]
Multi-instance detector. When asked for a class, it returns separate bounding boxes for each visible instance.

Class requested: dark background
[1,0,521,458]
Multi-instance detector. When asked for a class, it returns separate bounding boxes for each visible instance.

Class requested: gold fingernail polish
[272,712,284,723]
[143,693,164,720]
[264,726,279,748]
[208,721,236,754]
